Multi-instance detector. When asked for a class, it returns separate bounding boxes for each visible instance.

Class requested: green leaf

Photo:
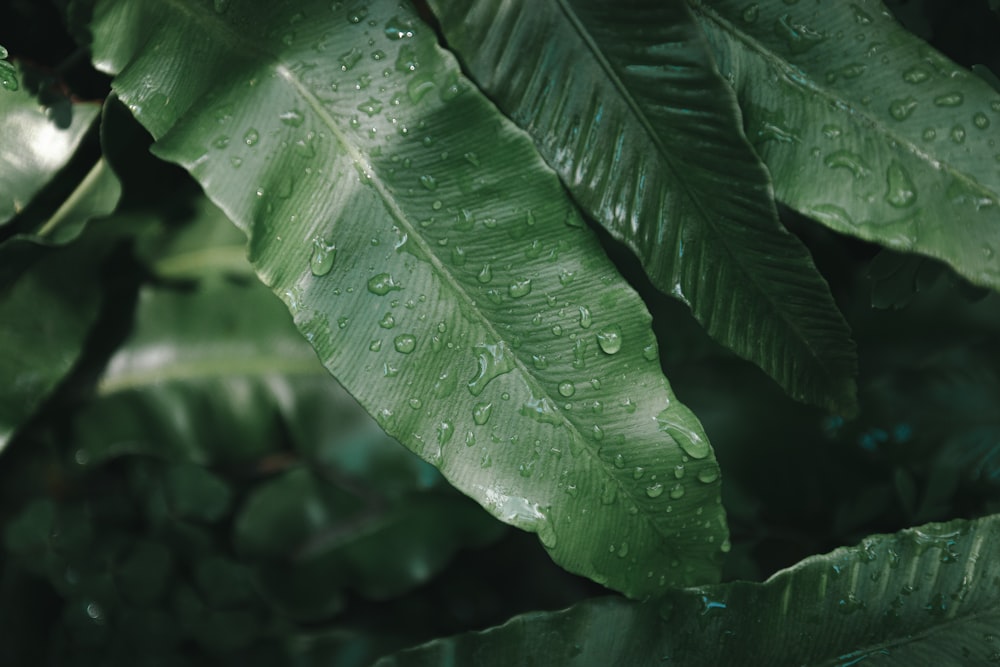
[89,0,729,595]
[0,232,107,452]
[378,514,1000,666]
[691,0,1000,291]
[0,62,100,227]
[428,0,857,414]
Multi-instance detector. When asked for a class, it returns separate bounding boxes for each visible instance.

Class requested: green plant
[2,0,999,664]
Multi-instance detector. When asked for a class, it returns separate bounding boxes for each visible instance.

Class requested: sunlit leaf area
[1,1,998,664]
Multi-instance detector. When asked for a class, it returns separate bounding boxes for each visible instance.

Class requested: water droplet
[379,312,395,329]
[339,47,363,71]
[642,344,658,361]
[951,125,966,144]
[384,16,415,39]
[408,397,422,410]
[669,483,685,499]
[0,71,19,91]
[824,150,870,179]
[393,334,416,354]
[593,425,605,441]
[357,97,382,117]
[310,237,337,276]
[473,401,493,425]
[889,97,917,121]
[674,464,686,479]
[773,14,827,54]
[558,382,575,397]
[601,481,618,505]
[280,109,305,127]
[419,174,437,191]
[934,93,964,107]
[885,161,916,208]
[596,325,623,354]
[697,467,720,484]
[243,128,260,146]
[849,3,873,23]
[476,263,493,284]
[395,44,419,73]
[974,112,991,130]
[367,273,402,295]
[468,341,515,396]
[657,410,711,459]
[646,483,664,498]
[212,135,230,149]
[903,66,930,84]
[922,127,937,141]
[742,3,759,22]
[508,279,532,298]
[369,339,382,352]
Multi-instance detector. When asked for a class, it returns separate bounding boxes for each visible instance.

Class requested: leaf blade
[428,0,858,413]
[89,0,729,596]
[692,0,1000,291]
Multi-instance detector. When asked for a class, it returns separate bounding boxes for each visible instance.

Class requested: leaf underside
[429,0,858,413]
[89,0,728,597]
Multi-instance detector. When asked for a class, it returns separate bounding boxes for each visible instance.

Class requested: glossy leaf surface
[692,0,1000,291]
[429,0,858,413]
[379,515,1000,666]
[89,0,728,595]
[0,63,100,227]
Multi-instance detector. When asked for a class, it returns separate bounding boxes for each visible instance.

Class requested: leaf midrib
[552,0,842,389]
[160,0,668,554]
[688,0,998,201]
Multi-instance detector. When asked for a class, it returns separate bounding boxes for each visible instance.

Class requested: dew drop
[280,109,305,127]
[849,3,873,24]
[578,306,593,328]
[437,421,453,445]
[384,15,415,40]
[888,97,917,121]
[379,312,395,329]
[357,97,382,117]
[592,425,605,441]
[508,279,532,298]
[558,381,575,397]
[657,410,711,459]
[974,112,991,130]
[951,125,966,144]
[902,66,930,84]
[646,483,664,498]
[369,339,382,352]
[310,237,337,276]
[697,467,720,484]
[669,483,685,499]
[473,401,494,425]
[476,263,493,284]
[922,127,937,141]
[243,128,260,146]
[596,325,623,354]
[367,273,402,295]
[468,341,515,396]
[419,174,437,191]
[339,47,363,71]
[934,93,964,107]
[642,344,658,361]
[824,150,870,179]
[773,14,827,54]
[393,334,416,354]
[885,161,916,208]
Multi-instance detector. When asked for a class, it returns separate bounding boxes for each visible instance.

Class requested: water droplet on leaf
[310,237,337,276]
[596,325,623,354]
[393,334,416,354]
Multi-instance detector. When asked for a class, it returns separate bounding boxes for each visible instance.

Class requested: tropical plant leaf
[89,0,729,596]
[691,0,1000,291]
[0,230,107,452]
[428,0,858,414]
[378,514,1000,666]
[0,61,101,227]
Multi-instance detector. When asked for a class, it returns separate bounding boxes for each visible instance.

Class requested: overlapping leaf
[692,0,1000,291]
[428,0,857,413]
[379,515,1000,666]
[89,0,728,595]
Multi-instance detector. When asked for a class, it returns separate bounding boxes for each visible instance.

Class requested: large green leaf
[428,0,857,414]
[0,62,101,227]
[378,514,1000,666]
[691,0,1000,291]
[89,0,728,595]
